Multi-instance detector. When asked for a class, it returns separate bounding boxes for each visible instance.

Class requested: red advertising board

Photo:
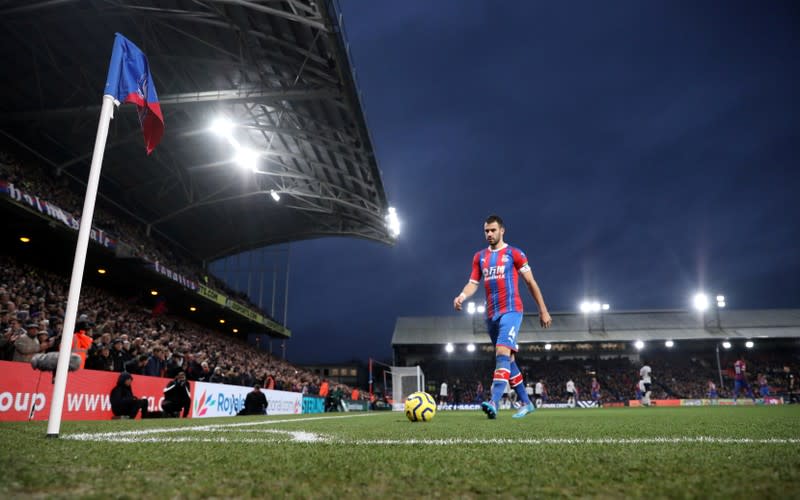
[0,361,176,421]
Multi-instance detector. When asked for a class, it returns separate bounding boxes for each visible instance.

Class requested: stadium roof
[392,309,800,346]
[0,0,392,261]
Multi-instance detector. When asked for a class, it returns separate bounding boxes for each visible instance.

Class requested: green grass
[2,406,799,499]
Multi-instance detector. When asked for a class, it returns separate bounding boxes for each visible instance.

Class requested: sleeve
[468,252,481,284]
[512,248,531,273]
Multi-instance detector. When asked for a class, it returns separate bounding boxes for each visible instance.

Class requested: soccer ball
[404,391,436,422]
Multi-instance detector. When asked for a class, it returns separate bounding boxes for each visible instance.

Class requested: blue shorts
[487,312,522,351]
[760,386,769,396]
[708,390,718,398]
[591,391,600,400]
[734,380,750,392]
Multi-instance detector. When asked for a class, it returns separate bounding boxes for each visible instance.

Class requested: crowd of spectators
[433,353,797,404]
[0,255,355,398]
[0,151,271,321]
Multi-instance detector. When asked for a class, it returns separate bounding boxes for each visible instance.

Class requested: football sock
[491,355,511,405]
[509,361,531,405]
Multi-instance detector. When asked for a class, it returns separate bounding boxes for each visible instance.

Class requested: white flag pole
[46,94,116,437]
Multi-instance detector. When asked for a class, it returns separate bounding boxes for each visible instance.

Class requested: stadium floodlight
[476,304,485,314]
[233,147,259,171]
[97,268,107,275]
[579,301,591,313]
[189,306,197,312]
[693,293,709,312]
[210,116,235,139]
[445,343,454,353]
[722,341,731,349]
[665,340,674,348]
[232,328,238,333]
[634,340,645,350]
[150,290,158,296]
[591,302,601,312]
[466,302,476,315]
[544,343,552,350]
[387,206,401,238]
[745,340,754,348]
[19,236,30,243]
[467,343,476,352]
[602,303,610,311]
[717,301,726,308]
[270,190,280,202]
[716,295,725,302]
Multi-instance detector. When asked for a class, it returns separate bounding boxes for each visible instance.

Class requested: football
[404,391,437,422]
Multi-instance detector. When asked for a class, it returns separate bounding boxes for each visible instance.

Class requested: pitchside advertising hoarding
[192,381,302,418]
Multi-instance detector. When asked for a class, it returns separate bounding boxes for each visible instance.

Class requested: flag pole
[46,94,116,437]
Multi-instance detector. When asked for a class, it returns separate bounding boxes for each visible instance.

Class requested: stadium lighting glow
[693,293,709,311]
[476,304,485,314]
[210,117,235,139]
[270,190,280,202]
[581,300,606,313]
[445,343,454,353]
[717,301,726,308]
[234,147,259,170]
[665,340,674,348]
[189,306,197,312]
[219,319,226,324]
[97,268,107,274]
[602,303,610,311]
[386,206,401,238]
[580,301,590,313]
[467,343,476,352]
[634,340,645,350]
[466,302,476,315]
[232,328,239,333]
[745,341,754,348]
[150,290,158,296]
[716,295,725,302]
[722,341,731,349]
[544,343,552,350]
[19,236,30,243]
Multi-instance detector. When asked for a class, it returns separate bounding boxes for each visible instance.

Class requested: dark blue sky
[261,1,799,364]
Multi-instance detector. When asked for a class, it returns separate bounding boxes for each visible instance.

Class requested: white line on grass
[64,413,374,442]
[344,437,800,445]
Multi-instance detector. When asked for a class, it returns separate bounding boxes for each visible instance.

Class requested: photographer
[109,372,150,419]
[161,371,191,418]
[238,383,268,416]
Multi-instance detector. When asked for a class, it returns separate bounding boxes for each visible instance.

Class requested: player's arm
[454,252,481,311]
[519,268,552,328]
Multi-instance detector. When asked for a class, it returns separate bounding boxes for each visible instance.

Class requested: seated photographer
[237,383,268,416]
[109,372,150,419]
[161,371,191,418]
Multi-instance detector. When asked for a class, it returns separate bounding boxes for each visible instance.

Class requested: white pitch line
[63,413,374,441]
[343,437,800,445]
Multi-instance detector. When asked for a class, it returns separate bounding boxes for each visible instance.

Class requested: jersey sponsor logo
[483,265,506,280]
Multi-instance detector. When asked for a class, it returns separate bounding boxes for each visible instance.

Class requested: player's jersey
[566,381,575,392]
[592,380,600,392]
[640,365,652,383]
[758,375,768,387]
[469,244,530,320]
[708,381,716,391]
[535,382,543,395]
[734,360,746,381]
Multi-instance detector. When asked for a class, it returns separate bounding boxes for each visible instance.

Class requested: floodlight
[665,340,674,348]
[591,302,601,312]
[693,293,709,311]
[634,340,644,350]
[745,341,754,349]
[716,295,725,302]
[466,302,476,315]
[210,117,235,139]
[386,206,400,238]
[717,301,726,308]
[445,343,454,353]
[544,343,552,350]
[602,303,610,311]
[722,341,731,349]
[476,305,485,314]
[270,190,280,202]
[580,301,591,313]
[467,343,476,352]
[234,147,259,170]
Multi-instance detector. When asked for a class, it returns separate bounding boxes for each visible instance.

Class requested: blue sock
[490,355,511,405]
[509,361,531,405]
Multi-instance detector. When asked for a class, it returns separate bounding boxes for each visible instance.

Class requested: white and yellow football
[404,391,436,422]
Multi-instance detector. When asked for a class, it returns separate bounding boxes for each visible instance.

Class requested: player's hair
[485,214,504,227]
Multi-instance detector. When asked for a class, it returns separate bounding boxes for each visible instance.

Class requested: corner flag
[104,33,164,154]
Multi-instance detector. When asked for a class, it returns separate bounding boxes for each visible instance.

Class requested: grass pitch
[2,406,799,499]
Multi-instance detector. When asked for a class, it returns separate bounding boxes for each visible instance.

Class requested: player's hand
[453,294,465,311]
[540,311,552,328]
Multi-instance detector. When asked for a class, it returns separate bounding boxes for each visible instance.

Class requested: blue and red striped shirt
[469,244,530,320]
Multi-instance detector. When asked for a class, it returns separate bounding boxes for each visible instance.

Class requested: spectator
[124,354,149,375]
[110,338,131,372]
[161,371,191,418]
[13,322,40,362]
[86,344,114,371]
[165,352,184,379]
[144,347,166,377]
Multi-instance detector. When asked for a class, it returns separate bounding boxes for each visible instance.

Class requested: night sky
[250,1,799,364]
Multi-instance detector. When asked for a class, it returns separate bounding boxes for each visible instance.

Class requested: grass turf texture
[1,406,799,499]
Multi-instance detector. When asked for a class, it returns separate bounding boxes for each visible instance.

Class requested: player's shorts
[487,312,522,351]
[708,391,718,398]
[566,390,574,397]
[760,386,769,396]
[591,391,600,400]
[643,383,651,392]
[734,379,750,392]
